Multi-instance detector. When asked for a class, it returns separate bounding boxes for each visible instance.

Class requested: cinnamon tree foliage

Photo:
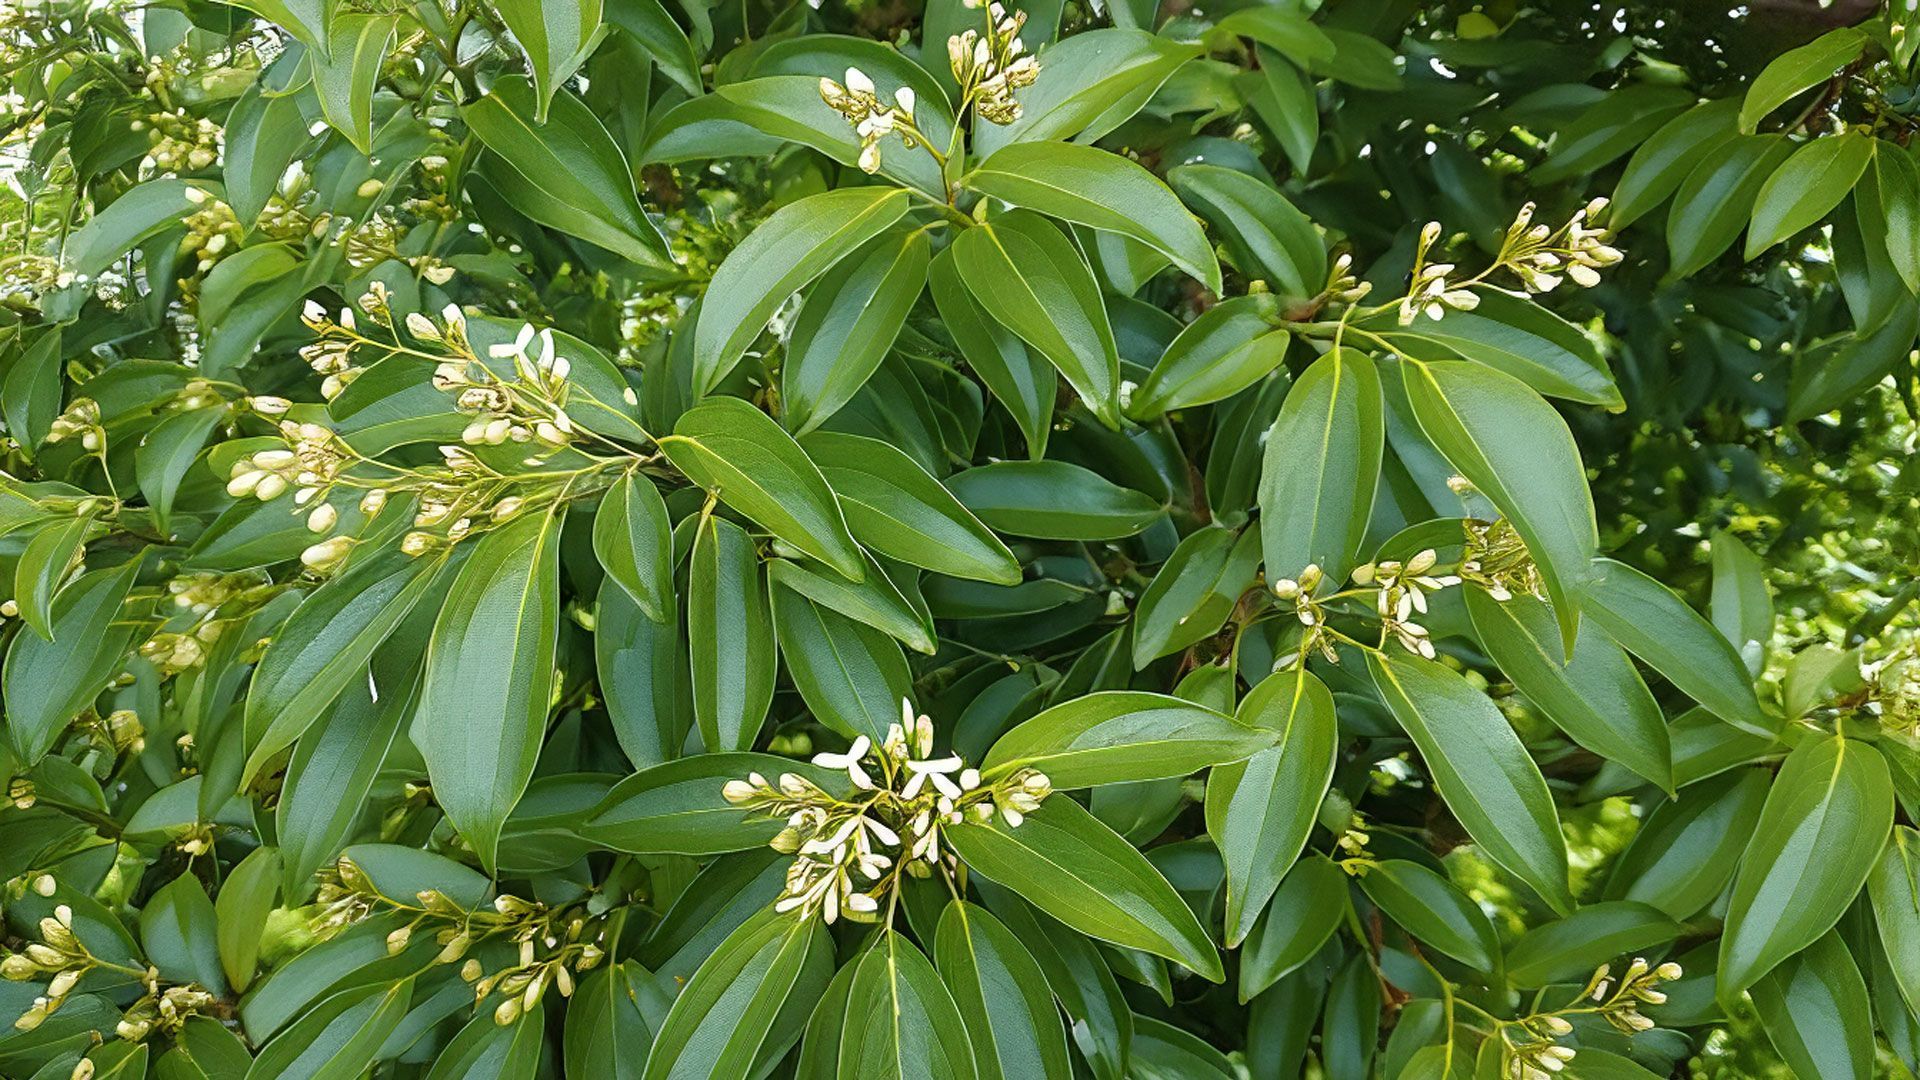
[2,0,1919,1077]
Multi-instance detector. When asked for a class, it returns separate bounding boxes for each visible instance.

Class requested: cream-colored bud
[306,503,338,533]
[249,395,292,415]
[355,178,384,198]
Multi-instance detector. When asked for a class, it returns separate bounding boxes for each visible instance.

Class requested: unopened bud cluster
[724,700,1049,924]
[1501,958,1682,1080]
[820,68,921,174]
[950,1,1040,125]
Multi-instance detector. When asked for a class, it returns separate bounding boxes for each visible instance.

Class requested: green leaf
[1368,652,1573,915]
[224,82,311,230]
[13,512,95,640]
[928,245,1054,457]
[586,753,845,853]
[1720,734,1893,997]
[596,577,692,767]
[1750,930,1873,1080]
[687,513,776,752]
[564,961,662,1080]
[978,887,1133,1080]
[691,186,911,394]
[593,471,675,624]
[1358,861,1500,975]
[1580,557,1773,736]
[1464,588,1673,793]
[641,910,832,1080]
[1363,292,1620,409]
[782,229,929,435]
[310,14,394,154]
[1238,856,1346,1003]
[1604,767,1770,920]
[1132,526,1261,667]
[1210,8,1335,65]
[4,559,141,763]
[1401,360,1595,653]
[767,555,935,656]
[413,509,562,872]
[838,931,978,1078]
[973,29,1199,154]
[1868,826,1920,1021]
[980,689,1274,788]
[771,580,909,744]
[1873,139,1920,293]
[1504,902,1682,988]
[1610,98,1741,228]
[964,142,1221,293]
[1746,130,1873,259]
[1739,27,1866,133]
[215,847,281,993]
[2,327,62,458]
[801,431,1019,585]
[496,0,603,120]
[243,546,448,782]
[946,460,1160,540]
[228,0,333,54]
[947,795,1224,981]
[951,210,1123,428]
[1131,295,1289,418]
[605,0,702,96]
[424,1001,546,1080]
[136,406,225,538]
[244,978,413,1080]
[1531,85,1691,185]
[661,396,865,581]
[1238,49,1318,178]
[934,901,1073,1080]
[62,180,208,278]
[1169,164,1325,298]
[1205,668,1337,947]
[1709,528,1772,675]
[1258,348,1384,588]
[462,76,672,267]
[1665,134,1795,279]
[141,872,228,996]
[1787,302,1920,422]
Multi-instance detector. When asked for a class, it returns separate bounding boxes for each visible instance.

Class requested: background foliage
[2,0,1919,1077]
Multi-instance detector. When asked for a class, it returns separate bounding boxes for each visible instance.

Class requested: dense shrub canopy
[1,0,1919,1077]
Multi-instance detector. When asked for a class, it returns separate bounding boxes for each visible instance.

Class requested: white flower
[813,735,876,789]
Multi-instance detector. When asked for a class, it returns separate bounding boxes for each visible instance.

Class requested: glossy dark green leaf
[1750,929,1873,1080]
[1132,526,1260,667]
[596,575,692,767]
[463,76,672,268]
[1665,135,1796,279]
[662,396,865,581]
[1720,735,1894,997]
[413,510,561,872]
[1709,528,1772,675]
[801,431,1018,585]
[980,689,1273,789]
[934,900,1073,1080]
[310,14,394,153]
[1359,860,1499,974]
[948,796,1224,981]
[771,580,908,744]
[838,931,978,1078]
[1868,826,1920,1020]
[423,1001,545,1080]
[224,82,310,229]
[1205,667,1337,947]
[1169,163,1325,297]
[641,910,832,1080]
[1132,295,1288,419]
[1368,652,1573,914]
[1365,292,1620,409]
[586,753,845,854]
[243,978,413,1080]
[1402,360,1594,653]
[1610,98,1741,228]
[688,513,775,751]
[1465,588,1672,792]
[496,0,602,120]
[214,847,280,993]
[1580,557,1772,736]
[692,186,911,394]
[964,142,1220,293]
[593,471,675,624]
[928,245,1054,457]
[951,210,1122,427]
[13,512,94,640]
[783,230,929,435]
[136,406,225,538]
[1746,130,1873,258]
[1504,901,1682,988]
[564,961,661,1080]
[1259,348,1383,588]
[1739,27,1866,132]
[4,559,140,764]
[141,871,227,996]
[1604,768,1769,920]
[1238,856,1346,1003]
[946,460,1160,540]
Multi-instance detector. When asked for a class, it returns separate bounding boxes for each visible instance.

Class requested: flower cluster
[819,68,921,174]
[434,319,580,451]
[950,1,1040,125]
[134,108,220,174]
[1,899,174,1036]
[311,855,606,1026]
[1271,548,1462,667]
[1461,518,1545,602]
[1352,549,1460,660]
[724,701,1049,924]
[1398,221,1482,325]
[113,976,217,1042]
[1395,200,1622,325]
[1501,958,1682,1079]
